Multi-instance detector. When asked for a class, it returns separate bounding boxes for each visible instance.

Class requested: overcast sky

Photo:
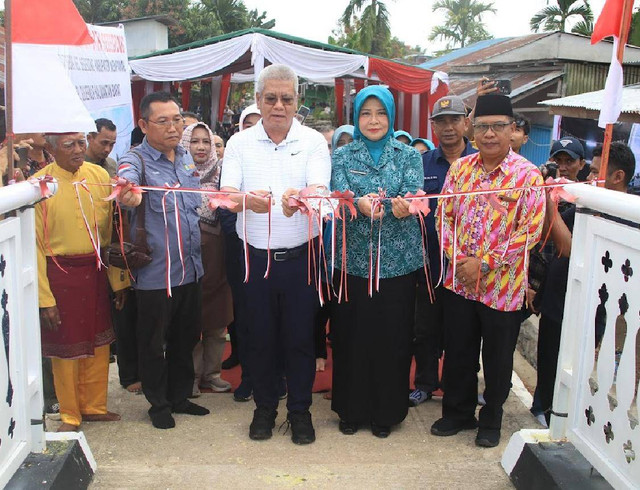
[242,0,609,53]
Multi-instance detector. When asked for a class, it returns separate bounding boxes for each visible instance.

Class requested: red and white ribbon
[73,179,106,270]
[161,184,186,297]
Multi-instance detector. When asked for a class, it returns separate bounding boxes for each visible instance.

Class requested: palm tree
[341,0,391,56]
[429,0,496,49]
[530,0,593,33]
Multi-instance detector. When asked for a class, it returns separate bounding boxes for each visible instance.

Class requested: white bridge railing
[0,180,57,487]
[549,184,640,489]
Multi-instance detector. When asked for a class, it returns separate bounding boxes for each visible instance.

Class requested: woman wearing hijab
[330,86,424,438]
[411,137,435,155]
[332,125,355,150]
[181,123,233,397]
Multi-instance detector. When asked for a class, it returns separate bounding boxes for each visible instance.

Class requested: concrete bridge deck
[48,354,540,489]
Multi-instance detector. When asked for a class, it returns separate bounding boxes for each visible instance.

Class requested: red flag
[591,0,632,44]
[11,0,93,45]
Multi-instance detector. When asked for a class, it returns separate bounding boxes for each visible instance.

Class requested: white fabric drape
[253,34,368,81]
[129,34,254,82]
[129,32,369,84]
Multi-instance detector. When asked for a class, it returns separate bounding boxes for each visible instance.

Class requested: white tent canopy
[129,32,369,84]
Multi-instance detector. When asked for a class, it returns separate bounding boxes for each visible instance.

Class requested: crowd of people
[6,63,636,447]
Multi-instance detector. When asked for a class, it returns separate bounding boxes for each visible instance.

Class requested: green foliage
[429,0,496,49]
[74,0,125,23]
[530,0,593,33]
[334,0,393,56]
[70,0,275,46]
[628,7,640,46]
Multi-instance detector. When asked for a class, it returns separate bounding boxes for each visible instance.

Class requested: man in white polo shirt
[221,64,331,445]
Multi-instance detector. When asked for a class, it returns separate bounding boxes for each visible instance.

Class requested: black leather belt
[249,242,308,262]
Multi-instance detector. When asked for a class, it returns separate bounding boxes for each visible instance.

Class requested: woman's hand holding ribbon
[358,193,384,219]
[391,196,411,218]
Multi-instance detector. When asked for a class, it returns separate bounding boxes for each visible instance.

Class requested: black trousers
[413,283,445,393]
[331,272,417,426]
[532,314,562,425]
[243,247,319,412]
[112,288,139,387]
[225,232,251,387]
[314,300,330,359]
[136,281,202,416]
[441,288,521,430]
[42,357,57,406]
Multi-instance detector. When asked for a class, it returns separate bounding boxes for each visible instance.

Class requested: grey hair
[256,64,298,95]
[44,134,62,148]
[44,133,86,148]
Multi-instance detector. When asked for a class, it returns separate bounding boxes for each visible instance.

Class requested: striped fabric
[436,150,545,312]
[220,119,331,250]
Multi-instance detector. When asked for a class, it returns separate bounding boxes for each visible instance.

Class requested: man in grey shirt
[118,92,207,429]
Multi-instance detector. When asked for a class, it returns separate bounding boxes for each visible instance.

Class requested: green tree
[340,0,392,56]
[627,7,640,46]
[530,0,593,33]
[74,0,124,23]
[120,0,274,46]
[429,0,496,49]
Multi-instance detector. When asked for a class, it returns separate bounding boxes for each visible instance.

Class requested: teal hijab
[331,125,355,153]
[353,86,395,164]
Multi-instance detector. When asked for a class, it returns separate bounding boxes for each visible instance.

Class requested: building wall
[521,125,553,166]
[122,20,168,58]
[564,62,640,96]
[489,34,640,65]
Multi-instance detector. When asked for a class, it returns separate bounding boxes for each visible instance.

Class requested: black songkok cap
[474,94,513,118]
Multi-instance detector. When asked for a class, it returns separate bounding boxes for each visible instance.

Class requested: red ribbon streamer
[405,190,435,303]
[74,179,106,271]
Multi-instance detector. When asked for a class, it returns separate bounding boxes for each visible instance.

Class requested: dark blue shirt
[118,138,204,290]
[422,138,477,283]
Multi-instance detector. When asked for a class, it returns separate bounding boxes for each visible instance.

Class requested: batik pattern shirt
[436,150,545,311]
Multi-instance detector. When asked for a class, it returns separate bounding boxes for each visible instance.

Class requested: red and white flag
[11,0,97,133]
[591,0,634,128]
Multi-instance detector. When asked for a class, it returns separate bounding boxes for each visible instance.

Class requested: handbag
[103,150,153,270]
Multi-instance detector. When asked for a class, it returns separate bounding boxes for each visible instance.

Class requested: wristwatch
[480,261,490,275]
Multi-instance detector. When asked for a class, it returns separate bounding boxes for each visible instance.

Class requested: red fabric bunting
[368,58,434,95]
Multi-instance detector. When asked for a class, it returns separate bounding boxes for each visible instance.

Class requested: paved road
[48,363,542,489]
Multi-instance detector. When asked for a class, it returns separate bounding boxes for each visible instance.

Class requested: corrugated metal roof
[540,84,640,115]
[419,37,509,69]
[421,33,552,70]
[446,70,563,106]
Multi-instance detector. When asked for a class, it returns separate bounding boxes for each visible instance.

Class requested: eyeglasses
[473,122,512,134]
[262,94,296,106]
[60,139,87,151]
[147,117,185,129]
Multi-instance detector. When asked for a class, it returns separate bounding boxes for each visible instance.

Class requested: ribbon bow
[479,182,507,215]
[207,193,238,211]
[405,190,431,217]
[330,190,358,221]
[28,174,56,199]
[103,177,143,202]
[287,186,317,216]
[546,177,577,203]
